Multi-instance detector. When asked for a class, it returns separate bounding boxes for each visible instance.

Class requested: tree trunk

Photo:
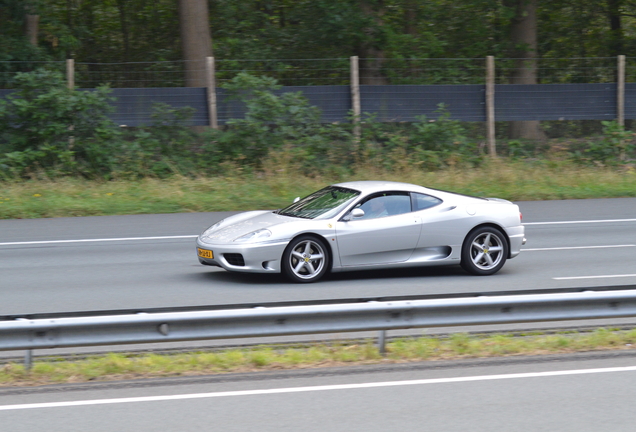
[403,0,418,37]
[508,0,545,140]
[178,0,213,87]
[358,0,388,85]
[607,0,622,56]
[116,0,130,63]
[25,14,39,46]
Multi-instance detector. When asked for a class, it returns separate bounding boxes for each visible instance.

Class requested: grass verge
[1,159,635,219]
[2,328,636,387]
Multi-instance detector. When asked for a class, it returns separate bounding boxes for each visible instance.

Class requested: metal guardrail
[3,289,636,358]
[5,285,636,322]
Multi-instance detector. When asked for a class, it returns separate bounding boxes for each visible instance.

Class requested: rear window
[413,193,442,211]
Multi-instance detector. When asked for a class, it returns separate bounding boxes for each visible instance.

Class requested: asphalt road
[1,197,635,315]
[1,197,635,360]
[2,352,636,431]
[1,199,636,429]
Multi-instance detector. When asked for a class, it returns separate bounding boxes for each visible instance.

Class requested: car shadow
[190,264,470,286]
[324,265,470,282]
[193,269,289,285]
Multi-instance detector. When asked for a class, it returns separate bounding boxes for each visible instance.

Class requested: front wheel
[460,226,509,276]
[282,235,330,283]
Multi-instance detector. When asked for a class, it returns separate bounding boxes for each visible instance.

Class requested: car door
[335,192,422,266]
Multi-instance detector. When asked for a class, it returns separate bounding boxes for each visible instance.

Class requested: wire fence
[0,61,66,89]
[2,57,635,89]
[1,57,635,130]
[74,61,188,88]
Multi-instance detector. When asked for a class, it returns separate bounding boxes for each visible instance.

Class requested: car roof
[333,180,431,195]
[332,180,487,202]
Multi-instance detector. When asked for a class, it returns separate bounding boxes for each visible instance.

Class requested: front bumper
[196,237,289,273]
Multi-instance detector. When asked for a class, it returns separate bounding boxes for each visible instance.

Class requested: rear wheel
[460,226,508,276]
[282,235,330,283]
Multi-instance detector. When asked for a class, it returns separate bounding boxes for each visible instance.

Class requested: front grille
[224,253,245,266]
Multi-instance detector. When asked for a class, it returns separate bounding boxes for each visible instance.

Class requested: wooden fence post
[66,58,75,147]
[486,56,496,157]
[206,56,218,129]
[350,56,361,141]
[617,55,625,127]
[66,58,74,89]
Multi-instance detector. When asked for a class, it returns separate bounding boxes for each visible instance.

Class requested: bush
[0,69,120,177]
[209,72,329,167]
[0,71,485,180]
[115,103,201,178]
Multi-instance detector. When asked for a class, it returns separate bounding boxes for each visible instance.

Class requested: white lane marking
[523,244,635,251]
[2,365,636,411]
[554,274,636,280]
[0,235,198,246]
[524,218,636,226]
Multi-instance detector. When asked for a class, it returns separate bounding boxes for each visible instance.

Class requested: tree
[0,0,45,62]
[507,0,545,140]
[178,0,213,87]
[25,11,39,46]
[357,0,388,84]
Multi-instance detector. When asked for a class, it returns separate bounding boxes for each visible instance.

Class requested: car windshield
[277,186,360,220]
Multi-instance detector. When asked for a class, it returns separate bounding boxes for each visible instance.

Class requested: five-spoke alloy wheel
[460,226,509,276]
[282,235,330,283]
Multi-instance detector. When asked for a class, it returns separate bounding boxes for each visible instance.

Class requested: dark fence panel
[625,83,636,120]
[104,87,209,127]
[495,83,616,121]
[217,85,351,124]
[281,85,351,123]
[360,85,485,122]
[2,83,632,125]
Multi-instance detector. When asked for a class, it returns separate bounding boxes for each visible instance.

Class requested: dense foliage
[0,70,118,176]
[1,70,634,180]
[3,1,636,64]
[1,1,636,180]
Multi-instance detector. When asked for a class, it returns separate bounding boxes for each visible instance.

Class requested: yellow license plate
[198,248,214,259]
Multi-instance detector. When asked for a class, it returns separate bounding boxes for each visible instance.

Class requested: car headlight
[233,228,272,243]
[201,219,225,237]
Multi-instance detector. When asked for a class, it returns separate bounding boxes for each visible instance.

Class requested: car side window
[355,192,412,220]
[412,193,442,211]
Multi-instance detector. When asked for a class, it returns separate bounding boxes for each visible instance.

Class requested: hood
[200,211,296,243]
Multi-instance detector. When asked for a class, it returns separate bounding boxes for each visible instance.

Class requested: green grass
[1,158,635,219]
[2,328,636,387]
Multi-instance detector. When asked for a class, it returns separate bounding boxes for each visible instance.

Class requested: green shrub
[211,72,328,167]
[571,120,636,166]
[0,69,120,177]
[0,71,490,180]
[116,103,201,178]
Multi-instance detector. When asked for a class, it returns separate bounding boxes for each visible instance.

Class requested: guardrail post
[377,330,387,355]
[24,350,33,371]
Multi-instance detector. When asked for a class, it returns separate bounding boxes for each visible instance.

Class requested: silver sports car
[196,181,526,283]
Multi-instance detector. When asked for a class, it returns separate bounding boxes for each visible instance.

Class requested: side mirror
[351,208,365,218]
[293,197,300,203]
[343,208,365,221]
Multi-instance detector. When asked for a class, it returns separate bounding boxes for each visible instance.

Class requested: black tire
[282,235,330,283]
[460,226,509,276]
